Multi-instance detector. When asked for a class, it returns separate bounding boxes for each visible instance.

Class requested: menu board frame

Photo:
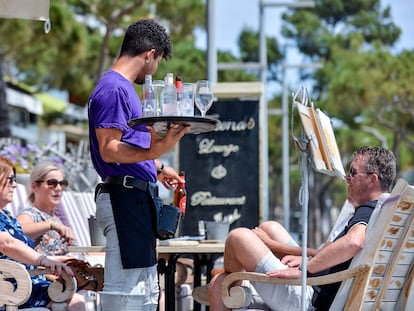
[178,82,264,235]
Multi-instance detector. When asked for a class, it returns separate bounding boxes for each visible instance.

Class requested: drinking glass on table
[195,80,214,117]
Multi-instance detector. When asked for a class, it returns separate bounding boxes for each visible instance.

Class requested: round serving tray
[128,116,220,135]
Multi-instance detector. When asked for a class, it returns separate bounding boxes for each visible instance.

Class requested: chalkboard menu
[179,99,260,236]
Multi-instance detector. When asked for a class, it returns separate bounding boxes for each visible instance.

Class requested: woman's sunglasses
[36,178,69,189]
[8,175,17,184]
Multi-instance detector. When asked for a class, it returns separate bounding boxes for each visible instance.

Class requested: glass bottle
[173,171,186,218]
[176,75,183,97]
[175,75,184,116]
[142,74,156,117]
[160,73,177,115]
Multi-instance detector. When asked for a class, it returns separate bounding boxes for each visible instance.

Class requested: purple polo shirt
[88,70,156,182]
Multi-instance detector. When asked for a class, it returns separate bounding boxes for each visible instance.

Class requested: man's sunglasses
[36,178,69,189]
[348,167,374,178]
[8,175,17,184]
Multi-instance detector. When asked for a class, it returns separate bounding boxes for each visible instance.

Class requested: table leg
[158,251,223,311]
[157,254,181,311]
[193,253,222,311]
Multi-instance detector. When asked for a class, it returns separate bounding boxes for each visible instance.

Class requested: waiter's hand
[157,166,185,190]
[147,124,190,159]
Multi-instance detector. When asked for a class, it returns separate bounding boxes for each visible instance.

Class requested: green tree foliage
[0,1,89,135]
[69,0,212,101]
[238,28,283,82]
[1,0,207,106]
[323,45,414,166]
[282,0,401,60]
[0,2,88,93]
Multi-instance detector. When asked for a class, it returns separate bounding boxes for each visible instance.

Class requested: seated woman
[17,162,75,255]
[0,156,84,310]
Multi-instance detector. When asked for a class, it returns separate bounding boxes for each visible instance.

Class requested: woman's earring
[145,59,151,64]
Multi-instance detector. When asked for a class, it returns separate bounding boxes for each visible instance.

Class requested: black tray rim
[128,115,219,127]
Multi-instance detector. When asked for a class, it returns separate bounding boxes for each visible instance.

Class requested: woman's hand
[52,222,76,242]
[39,256,74,277]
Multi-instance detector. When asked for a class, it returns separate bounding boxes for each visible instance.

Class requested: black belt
[103,176,158,197]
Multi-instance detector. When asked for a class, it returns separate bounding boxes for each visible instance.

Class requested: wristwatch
[157,163,164,175]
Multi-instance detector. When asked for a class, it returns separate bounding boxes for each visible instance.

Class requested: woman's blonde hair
[28,162,65,203]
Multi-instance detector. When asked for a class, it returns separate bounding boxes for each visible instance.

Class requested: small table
[157,241,225,311]
[69,242,225,311]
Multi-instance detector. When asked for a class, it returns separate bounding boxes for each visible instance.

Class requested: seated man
[208,146,397,311]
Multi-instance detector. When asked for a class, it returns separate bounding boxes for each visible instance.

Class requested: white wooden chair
[221,178,414,310]
[0,259,76,311]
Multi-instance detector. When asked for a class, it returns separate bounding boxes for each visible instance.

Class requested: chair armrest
[221,264,370,309]
[28,268,77,303]
[0,259,32,307]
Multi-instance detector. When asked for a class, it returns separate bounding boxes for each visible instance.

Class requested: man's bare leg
[257,221,294,244]
[209,227,272,310]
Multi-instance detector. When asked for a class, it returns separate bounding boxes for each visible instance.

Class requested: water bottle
[160,73,178,115]
[84,290,97,311]
[142,74,156,117]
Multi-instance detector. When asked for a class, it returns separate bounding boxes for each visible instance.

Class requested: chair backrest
[56,191,96,246]
[330,178,414,311]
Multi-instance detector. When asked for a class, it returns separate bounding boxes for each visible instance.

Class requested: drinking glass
[152,80,165,116]
[194,80,214,117]
[178,83,195,116]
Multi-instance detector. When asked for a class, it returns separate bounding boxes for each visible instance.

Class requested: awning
[6,86,43,115]
[0,0,50,21]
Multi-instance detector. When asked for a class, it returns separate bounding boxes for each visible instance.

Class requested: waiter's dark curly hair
[119,19,172,59]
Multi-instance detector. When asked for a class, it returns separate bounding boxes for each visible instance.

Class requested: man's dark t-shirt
[311,200,378,311]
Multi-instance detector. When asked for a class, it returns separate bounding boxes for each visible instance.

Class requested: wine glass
[195,80,214,117]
